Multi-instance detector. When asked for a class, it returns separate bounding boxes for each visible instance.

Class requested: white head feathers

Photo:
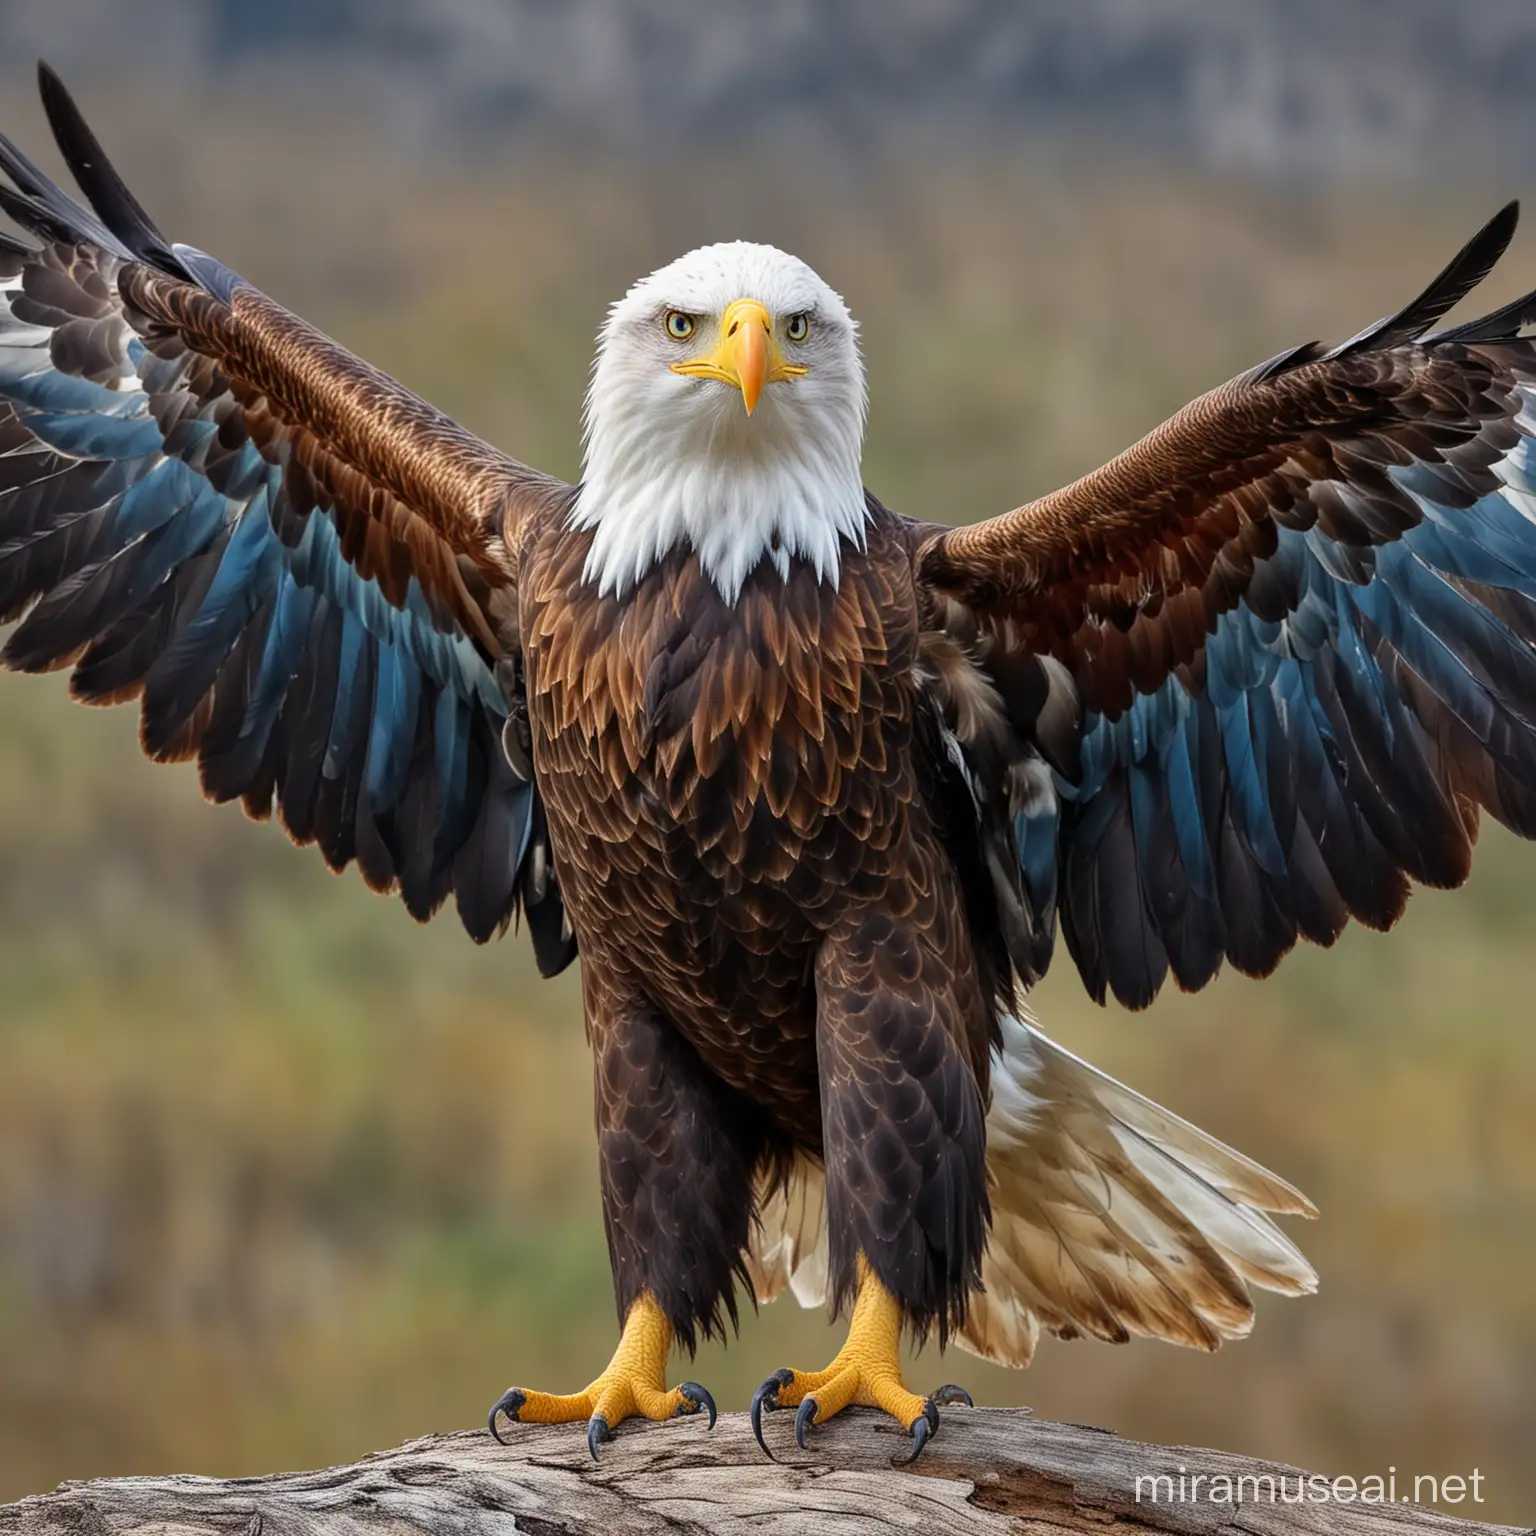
[572,241,869,603]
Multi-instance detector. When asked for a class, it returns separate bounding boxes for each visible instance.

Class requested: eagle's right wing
[0,65,575,966]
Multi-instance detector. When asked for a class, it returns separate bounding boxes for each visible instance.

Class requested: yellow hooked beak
[670,298,807,415]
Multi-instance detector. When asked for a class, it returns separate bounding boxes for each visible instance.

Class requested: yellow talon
[749,1256,972,1464]
[487,1292,716,1458]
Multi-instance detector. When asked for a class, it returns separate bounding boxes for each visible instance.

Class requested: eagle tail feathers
[747,1008,1316,1371]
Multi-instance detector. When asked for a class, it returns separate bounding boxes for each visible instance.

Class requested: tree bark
[0,1409,1527,1536]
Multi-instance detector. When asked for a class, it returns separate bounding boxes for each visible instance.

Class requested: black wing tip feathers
[1391,198,1536,347]
[1491,197,1520,240]
[1427,285,1536,345]
[0,181,75,246]
[1252,200,1532,386]
[0,66,135,261]
[1325,198,1520,360]
[33,59,194,283]
[0,60,246,298]
[1244,339,1328,387]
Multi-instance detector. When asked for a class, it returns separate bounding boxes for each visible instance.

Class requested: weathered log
[0,1409,1526,1536]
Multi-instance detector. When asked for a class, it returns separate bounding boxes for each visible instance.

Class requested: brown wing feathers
[122,268,517,656]
[920,201,1526,640]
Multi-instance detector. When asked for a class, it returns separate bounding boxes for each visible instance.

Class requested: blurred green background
[2,6,1535,1523]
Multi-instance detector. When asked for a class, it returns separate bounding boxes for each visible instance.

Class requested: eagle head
[572,242,869,604]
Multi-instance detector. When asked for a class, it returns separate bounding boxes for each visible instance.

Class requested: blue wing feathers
[141,490,279,748]
[20,407,162,460]
[0,365,127,413]
[0,237,537,942]
[432,687,475,866]
[1057,374,1536,1006]
[364,639,422,809]
[244,574,318,747]
[1217,692,1289,877]
[274,595,342,843]
[324,608,371,784]
[1012,802,1059,911]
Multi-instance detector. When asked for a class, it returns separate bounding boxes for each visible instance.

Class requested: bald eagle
[3,66,1533,1465]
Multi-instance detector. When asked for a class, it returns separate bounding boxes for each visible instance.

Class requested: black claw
[932,1384,973,1408]
[750,1368,793,1459]
[677,1381,717,1429]
[587,1413,612,1463]
[892,1401,938,1467]
[793,1395,818,1451]
[486,1387,525,1445]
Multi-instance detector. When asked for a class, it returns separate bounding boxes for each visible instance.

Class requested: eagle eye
[665,311,695,341]
[785,312,811,343]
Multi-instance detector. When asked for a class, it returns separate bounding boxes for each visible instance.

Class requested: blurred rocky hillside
[2,0,1535,180]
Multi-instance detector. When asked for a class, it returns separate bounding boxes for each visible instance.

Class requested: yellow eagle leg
[750,1255,972,1465]
[487,1291,715,1460]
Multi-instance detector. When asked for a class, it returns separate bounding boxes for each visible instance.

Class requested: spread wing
[915,202,1536,1008]
[0,65,575,964]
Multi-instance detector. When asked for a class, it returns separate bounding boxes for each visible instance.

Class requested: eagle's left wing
[915,202,1536,1009]
[0,66,575,963]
